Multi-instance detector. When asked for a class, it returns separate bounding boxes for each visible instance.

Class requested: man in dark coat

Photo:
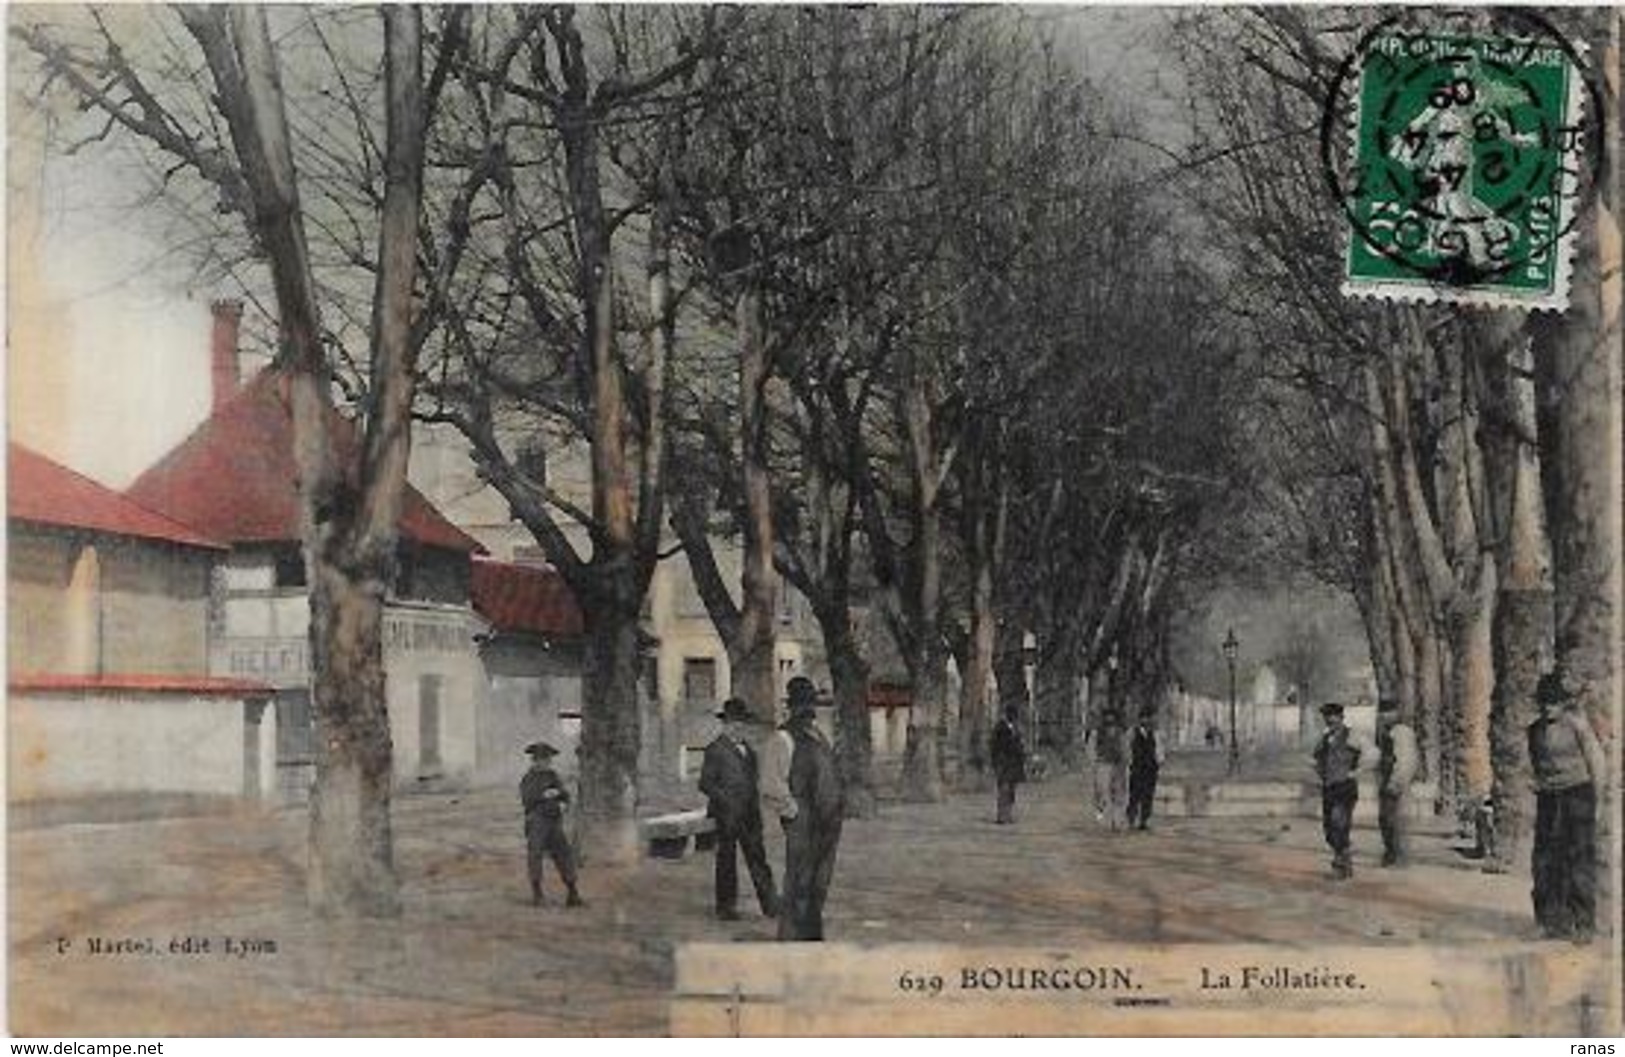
[1313,702,1361,880]
[1528,670,1607,941]
[699,697,778,921]
[520,741,582,907]
[1126,715,1163,831]
[989,705,1027,824]
[763,676,844,941]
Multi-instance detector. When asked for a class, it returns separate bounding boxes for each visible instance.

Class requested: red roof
[8,444,223,550]
[126,370,481,553]
[867,682,911,710]
[9,673,272,696]
[471,557,584,638]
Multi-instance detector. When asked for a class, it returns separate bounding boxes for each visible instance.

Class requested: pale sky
[6,5,1183,489]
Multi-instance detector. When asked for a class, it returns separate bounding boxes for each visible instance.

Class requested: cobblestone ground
[8,774,1538,1036]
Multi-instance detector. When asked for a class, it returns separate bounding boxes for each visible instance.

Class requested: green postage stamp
[1326,18,1590,311]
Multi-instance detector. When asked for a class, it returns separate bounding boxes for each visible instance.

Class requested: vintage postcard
[5,4,1620,1039]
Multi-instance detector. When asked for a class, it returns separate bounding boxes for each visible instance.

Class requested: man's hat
[1319,701,1345,717]
[786,675,818,715]
[1535,671,1570,706]
[524,740,559,758]
[716,697,753,723]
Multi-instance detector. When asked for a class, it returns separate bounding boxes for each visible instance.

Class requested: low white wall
[9,691,268,801]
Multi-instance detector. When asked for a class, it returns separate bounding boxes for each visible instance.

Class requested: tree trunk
[957,511,997,790]
[1355,517,1401,704]
[900,575,947,802]
[1531,8,1619,924]
[735,285,778,720]
[555,15,646,853]
[1372,518,1419,724]
[179,7,425,916]
[1433,332,1493,811]
[1366,366,1426,734]
[1451,560,1498,805]
[307,7,425,917]
[1481,328,1554,873]
[307,576,398,916]
[1037,651,1080,766]
[820,604,876,818]
[899,358,947,801]
[579,593,643,862]
[1487,588,1552,870]
[992,617,1029,730]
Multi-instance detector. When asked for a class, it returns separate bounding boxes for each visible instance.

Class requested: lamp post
[1021,631,1039,745]
[1222,628,1239,775]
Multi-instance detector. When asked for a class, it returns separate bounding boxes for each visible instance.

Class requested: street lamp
[1222,627,1240,775]
[1021,631,1039,745]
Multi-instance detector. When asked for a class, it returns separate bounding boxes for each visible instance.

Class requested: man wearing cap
[762,676,844,940]
[700,698,777,921]
[520,741,583,907]
[1375,699,1419,867]
[1313,702,1361,879]
[1527,670,1607,941]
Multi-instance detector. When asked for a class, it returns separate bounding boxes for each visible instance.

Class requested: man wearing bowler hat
[520,740,583,907]
[1313,701,1361,879]
[1527,670,1606,941]
[761,676,844,940]
[700,698,778,921]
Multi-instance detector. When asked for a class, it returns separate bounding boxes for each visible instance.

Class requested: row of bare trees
[14,4,1263,915]
[1177,9,1618,925]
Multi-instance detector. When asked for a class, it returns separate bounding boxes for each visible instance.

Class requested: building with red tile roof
[9,442,221,550]
[467,556,586,787]
[7,444,278,808]
[126,370,480,554]
[115,306,490,802]
[8,443,223,679]
[471,557,584,640]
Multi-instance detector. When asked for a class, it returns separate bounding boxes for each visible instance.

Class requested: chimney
[210,299,244,412]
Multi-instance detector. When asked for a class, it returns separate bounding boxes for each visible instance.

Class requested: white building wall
[383,602,486,787]
[212,553,488,792]
[9,691,266,800]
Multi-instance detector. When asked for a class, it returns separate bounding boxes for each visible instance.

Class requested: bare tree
[14,5,448,915]
[412,6,734,856]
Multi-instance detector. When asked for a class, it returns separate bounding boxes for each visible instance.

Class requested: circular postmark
[1320,9,1604,306]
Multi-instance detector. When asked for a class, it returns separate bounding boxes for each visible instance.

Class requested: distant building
[469,555,585,788]
[410,421,826,788]
[7,443,276,808]
[645,546,818,781]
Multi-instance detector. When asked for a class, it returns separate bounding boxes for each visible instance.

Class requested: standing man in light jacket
[761,676,844,941]
[1375,699,1419,867]
[1527,670,1607,942]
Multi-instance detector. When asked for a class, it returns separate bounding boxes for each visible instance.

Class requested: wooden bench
[639,809,716,859]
